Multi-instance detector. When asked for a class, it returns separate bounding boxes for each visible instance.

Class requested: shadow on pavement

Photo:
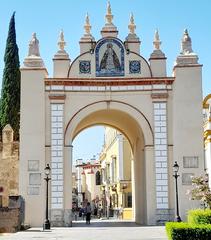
[72,220,144,228]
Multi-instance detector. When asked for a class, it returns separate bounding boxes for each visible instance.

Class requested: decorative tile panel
[79,61,91,74]
[129,61,141,74]
[95,38,124,77]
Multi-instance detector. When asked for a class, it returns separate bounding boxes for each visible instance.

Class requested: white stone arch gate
[19,15,204,226]
[20,77,175,227]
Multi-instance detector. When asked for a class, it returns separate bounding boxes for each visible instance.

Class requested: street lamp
[44,164,51,230]
[173,161,181,222]
[106,178,110,219]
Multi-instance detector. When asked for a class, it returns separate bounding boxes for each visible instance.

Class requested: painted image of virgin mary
[100,43,121,72]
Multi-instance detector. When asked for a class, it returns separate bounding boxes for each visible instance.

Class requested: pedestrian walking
[119,205,123,220]
[98,204,103,219]
[79,206,85,219]
[85,202,91,224]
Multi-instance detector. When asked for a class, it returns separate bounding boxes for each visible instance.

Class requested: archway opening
[72,125,134,222]
[65,106,152,225]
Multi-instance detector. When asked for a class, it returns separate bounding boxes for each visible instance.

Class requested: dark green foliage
[0,12,20,140]
[166,222,211,240]
[188,209,211,225]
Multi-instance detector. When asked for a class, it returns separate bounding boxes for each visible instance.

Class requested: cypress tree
[0,12,20,140]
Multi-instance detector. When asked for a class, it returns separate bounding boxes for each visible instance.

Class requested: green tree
[188,175,211,209]
[0,12,20,140]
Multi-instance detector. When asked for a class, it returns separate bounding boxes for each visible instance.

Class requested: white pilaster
[63,145,72,226]
[51,104,64,209]
[153,102,169,209]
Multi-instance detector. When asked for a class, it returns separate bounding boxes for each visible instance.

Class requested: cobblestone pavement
[0,220,168,240]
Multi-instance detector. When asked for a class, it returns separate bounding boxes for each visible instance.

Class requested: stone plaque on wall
[29,173,41,185]
[182,173,194,185]
[28,160,39,171]
[27,187,39,195]
[183,156,199,168]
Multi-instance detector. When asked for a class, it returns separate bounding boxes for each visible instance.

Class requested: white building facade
[20,3,204,227]
[75,159,101,205]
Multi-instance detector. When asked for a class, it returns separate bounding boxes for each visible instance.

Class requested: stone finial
[181,29,193,54]
[80,13,95,44]
[175,29,198,66]
[125,13,140,48]
[153,29,161,50]
[84,13,91,35]
[150,29,165,59]
[23,33,45,68]
[128,13,136,34]
[80,13,95,53]
[2,124,13,144]
[101,1,118,37]
[54,30,70,60]
[58,30,66,51]
[28,33,40,57]
[105,1,113,24]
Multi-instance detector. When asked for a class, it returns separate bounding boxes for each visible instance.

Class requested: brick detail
[153,102,169,209]
[51,104,64,209]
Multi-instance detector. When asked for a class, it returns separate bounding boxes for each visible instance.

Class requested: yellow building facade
[203,95,211,186]
[100,127,133,219]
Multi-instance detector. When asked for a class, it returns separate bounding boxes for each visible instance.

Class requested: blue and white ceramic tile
[96,38,124,77]
[79,61,91,74]
[129,61,141,74]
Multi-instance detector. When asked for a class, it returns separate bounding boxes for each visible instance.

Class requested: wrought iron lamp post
[44,164,51,230]
[173,161,181,222]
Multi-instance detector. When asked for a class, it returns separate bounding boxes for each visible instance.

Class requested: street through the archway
[0,220,167,240]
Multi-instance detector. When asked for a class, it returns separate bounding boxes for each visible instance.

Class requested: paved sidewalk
[0,220,168,240]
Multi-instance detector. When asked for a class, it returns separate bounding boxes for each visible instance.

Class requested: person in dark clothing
[85,202,91,224]
[79,207,84,218]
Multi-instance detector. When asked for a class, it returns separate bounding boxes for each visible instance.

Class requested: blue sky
[0,0,210,161]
